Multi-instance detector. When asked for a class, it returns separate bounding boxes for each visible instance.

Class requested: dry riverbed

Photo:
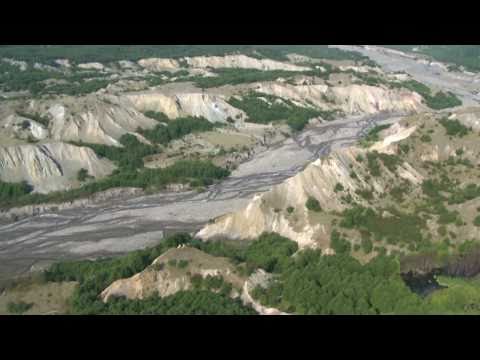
[0,112,401,281]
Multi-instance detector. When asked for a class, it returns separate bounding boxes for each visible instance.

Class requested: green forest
[0,45,372,97]
[228,92,336,131]
[193,68,303,88]
[139,116,220,145]
[0,61,111,97]
[0,111,234,208]
[42,232,298,314]
[0,45,370,65]
[247,236,480,315]
[0,132,230,208]
[38,230,480,315]
[0,159,229,209]
[43,232,254,314]
[390,79,462,110]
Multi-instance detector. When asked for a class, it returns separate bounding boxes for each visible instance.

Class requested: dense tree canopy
[139,116,219,145]
[44,232,256,315]
[0,180,33,204]
[228,92,336,131]
[251,250,426,315]
[0,45,370,65]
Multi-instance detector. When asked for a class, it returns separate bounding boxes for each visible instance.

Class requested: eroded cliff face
[0,89,249,194]
[137,58,180,72]
[99,246,290,314]
[255,82,330,109]
[255,82,425,115]
[0,95,157,193]
[47,96,158,146]
[137,54,309,73]
[100,247,245,302]
[197,121,423,249]
[77,62,105,71]
[0,52,453,197]
[0,95,159,147]
[183,54,310,72]
[0,114,48,141]
[329,85,424,114]
[0,143,115,193]
[126,92,246,123]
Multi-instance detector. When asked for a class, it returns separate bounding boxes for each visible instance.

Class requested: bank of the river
[0,112,402,280]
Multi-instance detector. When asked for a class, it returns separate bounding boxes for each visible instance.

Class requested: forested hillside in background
[382,45,480,72]
[0,45,369,64]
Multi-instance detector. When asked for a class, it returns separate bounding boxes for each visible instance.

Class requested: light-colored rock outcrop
[0,95,160,147]
[338,65,374,73]
[118,60,138,70]
[46,97,158,146]
[197,122,422,248]
[138,54,310,72]
[184,54,310,72]
[54,59,71,68]
[197,148,363,248]
[254,82,424,115]
[2,58,28,71]
[137,58,180,72]
[77,62,104,71]
[0,143,115,193]
[241,269,289,315]
[126,92,246,123]
[0,114,48,140]
[255,82,329,109]
[101,247,245,302]
[328,85,424,114]
[369,122,417,152]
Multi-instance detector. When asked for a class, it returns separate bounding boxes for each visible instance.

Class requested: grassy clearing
[0,281,77,315]
[427,275,480,314]
[199,131,254,150]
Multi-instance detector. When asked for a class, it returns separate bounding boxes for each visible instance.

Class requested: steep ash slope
[183,54,310,72]
[47,97,157,146]
[126,92,246,124]
[198,110,480,256]
[0,95,158,146]
[255,82,425,115]
[0,143,115,193]
[197,122,420,248]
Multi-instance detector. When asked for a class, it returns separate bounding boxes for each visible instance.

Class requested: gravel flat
[0,112,399,280]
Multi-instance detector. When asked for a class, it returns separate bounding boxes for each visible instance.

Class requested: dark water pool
[401,272,446,297]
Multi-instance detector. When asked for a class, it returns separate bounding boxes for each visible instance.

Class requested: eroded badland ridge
[2,45,480,315]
